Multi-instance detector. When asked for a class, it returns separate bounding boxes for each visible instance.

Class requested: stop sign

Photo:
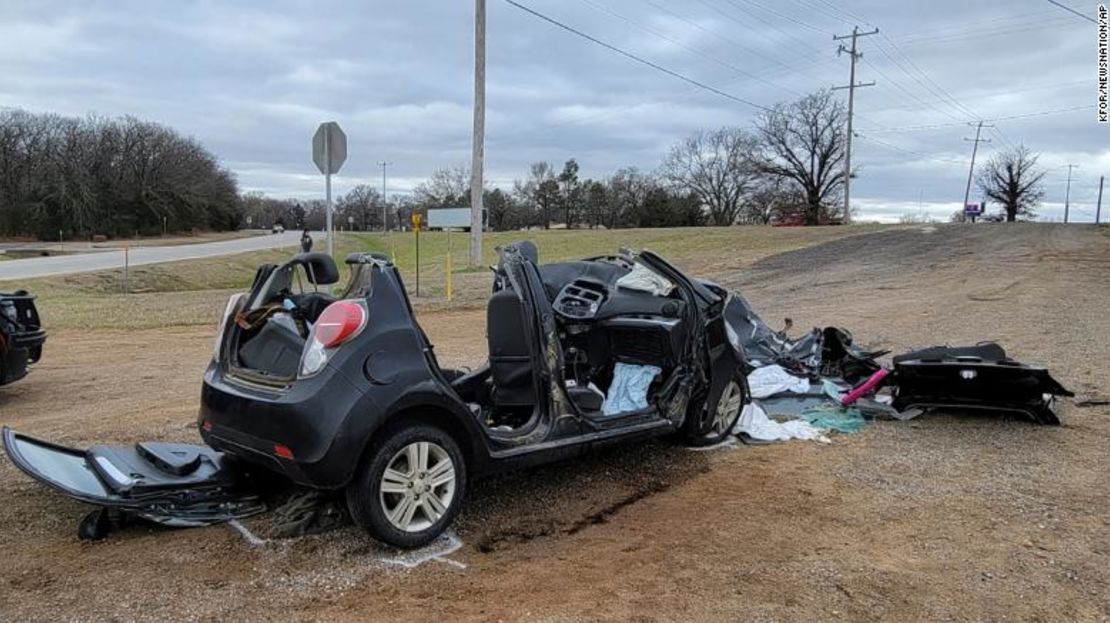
[312,122,347,175]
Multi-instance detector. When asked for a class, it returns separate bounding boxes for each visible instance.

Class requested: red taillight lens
[313,301,367,348]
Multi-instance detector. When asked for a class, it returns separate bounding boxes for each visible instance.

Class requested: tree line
[0,109,240,239]
[2,88,1051,239]
[408,89,852,230]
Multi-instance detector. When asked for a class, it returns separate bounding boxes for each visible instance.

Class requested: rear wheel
[684,376,745,446]
[346,424,466,548]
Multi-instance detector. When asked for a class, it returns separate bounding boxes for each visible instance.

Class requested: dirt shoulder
[1,223,1107,621]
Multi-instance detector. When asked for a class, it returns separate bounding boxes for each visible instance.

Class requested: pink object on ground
[840,368,890,406]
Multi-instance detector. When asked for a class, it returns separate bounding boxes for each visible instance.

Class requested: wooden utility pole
[962,121,992,218]
[469,0,486,267]
[1063,164,1077,223]
[833,26,878,225]
[1097,175,1104,224]
[378,161,392,231]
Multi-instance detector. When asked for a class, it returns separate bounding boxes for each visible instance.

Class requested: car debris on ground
[724,293,1074,444]
[0,244,1077,546]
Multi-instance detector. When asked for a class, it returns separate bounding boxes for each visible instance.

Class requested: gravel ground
[0,223,1107,621]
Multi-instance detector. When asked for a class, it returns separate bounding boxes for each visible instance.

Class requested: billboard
[427,208,472,230]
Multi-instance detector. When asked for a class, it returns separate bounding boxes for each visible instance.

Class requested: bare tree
[512,162,557,229]
[337,185,383,231]
[756,90,847,225]
[744,177,803,225]
[413,165,470,208]
[605,168,655,229]
[976,145,1046,222]
[661,127,759,226]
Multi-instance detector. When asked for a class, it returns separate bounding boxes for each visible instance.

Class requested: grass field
[0,225,894,330]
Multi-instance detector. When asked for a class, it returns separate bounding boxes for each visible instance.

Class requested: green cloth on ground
[799,403,867,434]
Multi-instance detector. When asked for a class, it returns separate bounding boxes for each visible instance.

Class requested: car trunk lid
[2,427,264,527]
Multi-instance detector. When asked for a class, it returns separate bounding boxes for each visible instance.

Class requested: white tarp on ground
[747,364,811,399]
[732,402,830,443]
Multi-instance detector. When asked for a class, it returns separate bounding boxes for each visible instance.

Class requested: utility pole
[962,121,993,220]
[1097,175,1104,224]
[377,161,392,231]
[833,26,878,225]
[1063,164,1077,223]
[469,0,486,267]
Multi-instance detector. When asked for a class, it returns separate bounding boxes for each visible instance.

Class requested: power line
[863,105,1097,133]
[864,80,1089,115]
[721,0,836,36]
[1044,0,1097,23]
[503,0,771,111]
[693,0,825,68]
[854,133,967,166]
[648,0,841,83]
[579,0,802,97]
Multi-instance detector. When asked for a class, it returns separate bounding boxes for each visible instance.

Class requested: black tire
[346,423,467,549]
[683,374,746,447]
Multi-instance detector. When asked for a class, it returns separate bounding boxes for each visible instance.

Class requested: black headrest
[291,252,339,285]
[511,240,538,264]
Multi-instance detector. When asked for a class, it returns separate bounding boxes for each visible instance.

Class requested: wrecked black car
[0,289,46,386]
[6,244,750,547]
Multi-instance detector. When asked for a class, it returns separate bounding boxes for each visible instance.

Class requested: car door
[491,246,583,446]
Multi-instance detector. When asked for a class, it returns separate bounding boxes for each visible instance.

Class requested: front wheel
[346,424,466,548]
[684,376,746,446]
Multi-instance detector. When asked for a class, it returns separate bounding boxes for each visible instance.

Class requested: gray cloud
[0,0,1104,222]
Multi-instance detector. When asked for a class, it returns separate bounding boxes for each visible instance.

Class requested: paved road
[0,231,318,281]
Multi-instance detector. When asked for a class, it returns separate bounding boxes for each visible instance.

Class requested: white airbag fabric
[602,362,662,415]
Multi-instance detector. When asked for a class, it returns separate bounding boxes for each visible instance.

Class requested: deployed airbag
[602,363,661,415]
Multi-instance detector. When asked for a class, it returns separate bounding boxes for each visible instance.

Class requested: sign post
[312,122,347,257]
[964,202,983,223]
[411,212,422,296]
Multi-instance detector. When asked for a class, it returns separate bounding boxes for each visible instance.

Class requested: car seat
[487,289,535,406]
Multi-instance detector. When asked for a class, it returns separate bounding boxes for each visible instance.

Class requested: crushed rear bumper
[891,347,1074,425]
[2,427,264,527]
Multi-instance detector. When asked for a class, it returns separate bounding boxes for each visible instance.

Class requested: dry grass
[0,225,897,330]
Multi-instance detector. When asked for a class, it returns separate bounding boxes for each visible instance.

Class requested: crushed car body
[0,289,46,386]
[5,244,752,546]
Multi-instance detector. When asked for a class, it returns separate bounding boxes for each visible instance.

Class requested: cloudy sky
[0,0,1104,222]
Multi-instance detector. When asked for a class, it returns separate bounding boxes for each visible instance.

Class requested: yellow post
[445,251,453,301]
[445,227,453,301]
[123,244,130,294]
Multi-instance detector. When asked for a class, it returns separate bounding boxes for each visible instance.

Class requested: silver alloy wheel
[709,380,743,437]
[379,441,457,533]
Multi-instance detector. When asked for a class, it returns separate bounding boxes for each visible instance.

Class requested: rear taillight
[314,301,368,348]
[299,300,367,377]
[213,293,244,361]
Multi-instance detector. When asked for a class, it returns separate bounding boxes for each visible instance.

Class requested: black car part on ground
[0,290,46,386]
[2,428,265,537]
[890,343,1073,425]
[722,292,884,383]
